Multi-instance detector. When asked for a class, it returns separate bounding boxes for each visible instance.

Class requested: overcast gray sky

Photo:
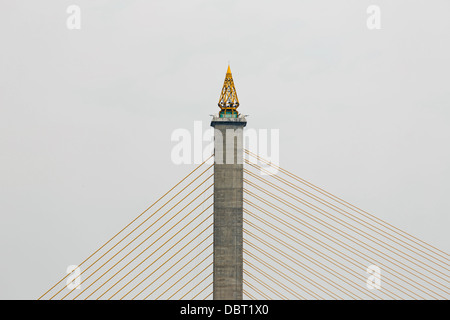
[0,0,449,299]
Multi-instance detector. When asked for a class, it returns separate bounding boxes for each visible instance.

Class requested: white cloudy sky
[0,0,449,299]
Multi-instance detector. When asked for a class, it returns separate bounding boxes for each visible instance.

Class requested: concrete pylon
[211,116,247,300]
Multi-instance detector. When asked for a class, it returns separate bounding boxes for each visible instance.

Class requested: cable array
[243,149,449,300]
[39,158,214,300]
[39,149,449,300]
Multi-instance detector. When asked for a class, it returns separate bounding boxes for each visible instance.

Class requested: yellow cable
[202,292,212,300]
[120,219,213,300]
[244,149,449,260]
[243,268,288,300]
[245,207,380,300]
[244,220,346,300]
[68,179,213,300]
[244,197,396,300]
[156,245,213,300]
[39,159,213,300]
[54,169,213,300]
[89,199,214,300]
[245,230,330,299]
[94,212,213,300]
[243,279,271,300]
[127,222,213,300]
[245,166,450,275]
[243,289,256,300]
[191,279,213,300]
[245,248,315,300]
[244,188,421,299]
[180,273,213,300]
[244,178,448,298]
[203,292,213,300]
[171,260,213,300]
[137,231,213,300]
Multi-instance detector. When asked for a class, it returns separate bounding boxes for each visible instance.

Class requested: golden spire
[218,64,239,118]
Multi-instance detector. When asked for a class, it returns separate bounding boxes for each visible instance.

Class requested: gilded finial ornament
[218,65,240,118]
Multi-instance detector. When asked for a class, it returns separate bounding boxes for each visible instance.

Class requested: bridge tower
[211,65,247,300]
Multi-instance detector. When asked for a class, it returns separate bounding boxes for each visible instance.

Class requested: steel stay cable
[246,162,449,271]
[68,181,213,300]
[95,209,213,300]
[244,199,396,299]
[244,237,323,300]
[53,168,213,300]
[122,219,214,300]
[191,279,213,300]
[244,197,397,300]
[244,178,449,296]
[40,159,213,300]
[180,272,213,300]
[245,233,351,300]
[246,207,372,299]
[138,231,213,300]
[244,149,449,260]
[203,292,212,300]
[244,179,450,297]
[89,198,213,300]
[125,224,213,300]
[243,289,256,300]
[243,268,289,300]
[245,169,449,283]
[244,217,357,300]
[243,279,271,300]
[244,258,300,300]
[243,249,308,300]
[244,226,337,300]
[244,149,449,258]
[192,279,213,300]
[244,188,421,300]
[154,243,213,300]
[244,248,310,300]
[244,237,320,300]
[245,160,450,271]
[155,245,213,300]
[170,260,213,300]
[243,257,304,300]
[67,178,212,300]
[245,165,449,273]
[244,208,381,300]
[244,186,439,299]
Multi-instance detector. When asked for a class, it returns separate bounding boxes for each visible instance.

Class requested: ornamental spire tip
[218,64,239,118]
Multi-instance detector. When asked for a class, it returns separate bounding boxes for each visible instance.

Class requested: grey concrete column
[211,116,247,300]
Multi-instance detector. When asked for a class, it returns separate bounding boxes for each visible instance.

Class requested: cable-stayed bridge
[38,66,449,300]
[38,149,449,300]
